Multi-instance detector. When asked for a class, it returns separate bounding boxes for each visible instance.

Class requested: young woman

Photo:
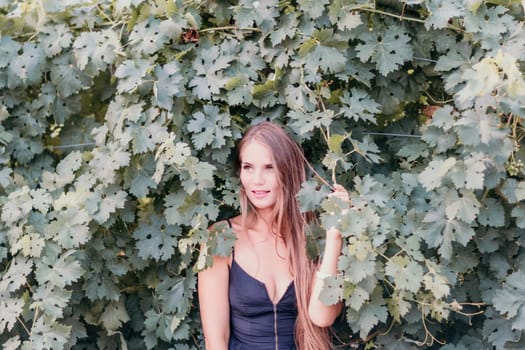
[198,122,347,350]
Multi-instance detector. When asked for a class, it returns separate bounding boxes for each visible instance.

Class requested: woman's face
[239,140,279,212]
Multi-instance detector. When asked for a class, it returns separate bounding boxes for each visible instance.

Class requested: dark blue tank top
[228,252,297,349]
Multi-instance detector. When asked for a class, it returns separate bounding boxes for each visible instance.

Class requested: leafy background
[1,0,525,349]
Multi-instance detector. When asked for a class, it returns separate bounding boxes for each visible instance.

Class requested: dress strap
[226,218,232,228]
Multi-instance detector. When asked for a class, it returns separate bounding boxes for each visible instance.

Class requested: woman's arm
[308,184,347,327]
[308,228,343,327]
[198,254,230,350]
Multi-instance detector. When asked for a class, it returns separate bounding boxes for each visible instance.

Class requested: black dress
[228,254,297,350]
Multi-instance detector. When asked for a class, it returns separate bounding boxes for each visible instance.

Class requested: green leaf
[478,198,505,227]
[0,256,33,293]
[133,215,181,261]
[385,255,423,293]
[511,205,525,228]
[35,250,84,288]
[73,30,120,72]
[207,221,236,257]
[424,0,464,29]
[270,13,298,46]
[115,59,151,94]
[421,125,458,154]
[31,284,72,319]
[423,261,451,299]
[492,270,525,330]
[158,274,196,314]
[500,179,525,204]
[129,18,181,56]
[327,0,363,30]
[339,88,381,123]
[25,317,71,350]
[288,109,334,134]
[387,290,412,323]
[346,294,388,339]
[100,297,130,331]
[318,274,344,306]
[482,310,519,349]
[418,157,457,191]
[50,54,90,98]
[0,296,24,332]
[233,0,279,31]
[7,43,46,86]
[444,189,480,223]
[39,24,73,57]
[298,0,329,19]
[187,105,232,150]
[297,180,331,212]
[338,249,376,283]
[153,62,184,111]
[350,135,382,163]
[0,36,21,69]
[355,22,413,76]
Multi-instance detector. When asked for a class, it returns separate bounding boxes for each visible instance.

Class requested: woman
[198,122,346,350]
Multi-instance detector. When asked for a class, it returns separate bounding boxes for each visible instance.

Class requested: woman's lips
[251,190,270,198]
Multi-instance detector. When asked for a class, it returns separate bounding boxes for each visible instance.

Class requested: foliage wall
[1,0,525,349]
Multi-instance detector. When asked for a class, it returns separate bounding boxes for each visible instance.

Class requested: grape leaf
[114,59,151,94]
[39,24,73,57]
[478,198,505,228]
[7,43,46,86]
[158,274,196,314]
[385,255,423,293]
[0,295,24,332]
[50,54,90,98]
[35,250,84,288]
[355,23,413,76]
[100,297,130,331]
[129,18,181,56]
[444,189,480,223]
[340,88,381,123]
[47,207,90,248]
[387,290,412,323]
[187,105,232,150]
[73,30,121,72]
[0,36,21,69]
[154,62,184,111]
[298,0,329,19]
[0,256,33,293]
[418,157,457,191]
[319,274,344,306]
[424,0,464,29]
[270,13,298,46]
[31,283,72,319]
[133,215,181,261]
[346,297,388,339]
[2,336,21,350]
[492,270,525,331]
[26,317,71,350]
[327,1,363,30]
[233,0,279,31]
[287,109,334,134]
[297,180,331,212]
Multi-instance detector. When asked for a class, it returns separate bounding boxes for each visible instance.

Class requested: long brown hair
[236,121,331,350]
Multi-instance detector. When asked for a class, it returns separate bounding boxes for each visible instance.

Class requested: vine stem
[17,316,31,336]
[358,6,426,24]
[199,26,261,33]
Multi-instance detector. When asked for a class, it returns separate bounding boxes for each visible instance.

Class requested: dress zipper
[273,303,278,350]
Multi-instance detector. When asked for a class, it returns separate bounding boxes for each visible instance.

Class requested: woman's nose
[254,169,265,184]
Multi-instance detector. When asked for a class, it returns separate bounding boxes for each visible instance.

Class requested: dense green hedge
[1,0,525,349]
